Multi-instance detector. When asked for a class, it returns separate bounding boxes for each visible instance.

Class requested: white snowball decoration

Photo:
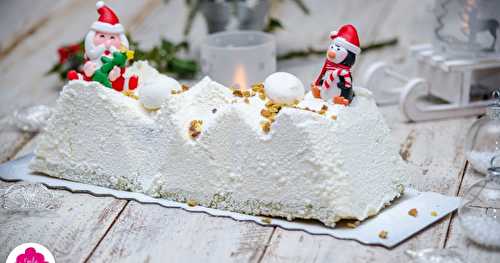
[138,75,181,110]
[264,72,305,104]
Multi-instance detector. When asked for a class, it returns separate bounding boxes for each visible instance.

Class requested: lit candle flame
[233,64,248,90]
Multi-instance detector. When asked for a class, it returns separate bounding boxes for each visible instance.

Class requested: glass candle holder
[201,30,276,89]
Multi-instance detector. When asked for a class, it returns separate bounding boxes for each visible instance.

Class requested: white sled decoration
[363,44,500,122]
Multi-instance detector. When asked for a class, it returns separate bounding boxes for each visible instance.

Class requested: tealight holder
[201,31,276,89]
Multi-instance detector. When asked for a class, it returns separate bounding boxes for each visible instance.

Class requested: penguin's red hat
[330,24,361,55]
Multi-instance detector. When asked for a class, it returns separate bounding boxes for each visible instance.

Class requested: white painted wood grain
[87,201,274,263]
[0,0,70,56]
[0,135,128,262]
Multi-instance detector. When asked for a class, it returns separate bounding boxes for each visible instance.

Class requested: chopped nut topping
[242,90,252,97]
[321,105,328,111]
[259,93,266,100]
[188,120,203,139]
[187,199,198,207]
[252,83,264,92]
[431,211,438,217]
[244,98,250,104]
[122,90,138,100]
[232,89,243,97]
[378,230,388,239]
[408,208,418,217]
[261,109,272,118]
[261,217,272,224]
[261,121,271,133]
[319,109,327,115]
[171,84,190,95]
[331,115,338,120]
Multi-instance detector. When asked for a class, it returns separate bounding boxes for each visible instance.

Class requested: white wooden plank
[0,0,70,57]
[87,201,274,263]
[0,126,32,163]
[0,135,128,261]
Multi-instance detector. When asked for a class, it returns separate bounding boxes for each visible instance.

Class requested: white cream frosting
[31,62,409,227]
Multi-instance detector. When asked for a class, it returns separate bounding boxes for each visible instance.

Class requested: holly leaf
[264,17,284,33]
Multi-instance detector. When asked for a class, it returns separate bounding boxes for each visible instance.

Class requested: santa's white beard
[85,30,127,67]
[86,44,119,67]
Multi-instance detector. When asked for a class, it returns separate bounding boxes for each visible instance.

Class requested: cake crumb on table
[378,230,388,239]
[261,217,272,224]
[408,208,418,217]
[187,199,198,207]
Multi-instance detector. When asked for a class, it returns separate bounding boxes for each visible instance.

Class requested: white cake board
[0,154,460,248]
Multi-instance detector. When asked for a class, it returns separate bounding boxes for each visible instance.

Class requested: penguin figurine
[311,24,360,106]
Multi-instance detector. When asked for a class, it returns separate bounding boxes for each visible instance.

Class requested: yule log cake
[31,61,408,227]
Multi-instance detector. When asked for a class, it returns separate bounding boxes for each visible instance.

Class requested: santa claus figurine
[311,24,360,106]
[67,1,138,92]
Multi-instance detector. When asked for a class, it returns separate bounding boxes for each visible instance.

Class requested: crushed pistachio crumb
[261,217,272,224]
[261,109,272,118]
[431,211,438,217]
[232,89,243,97]
[408,208,418,217]
[261,121,271,133]
[252,83,264,92]
[187,199,198,207]
[378,230,388,239]
[122,90,138,100]
[259,93,266,100]
[261,120,272,132]
[188,120,203,139]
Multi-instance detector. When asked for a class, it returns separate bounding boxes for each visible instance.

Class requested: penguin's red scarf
[313,59,351,86]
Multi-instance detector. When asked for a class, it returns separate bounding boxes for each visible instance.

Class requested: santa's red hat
[90,1,124,34]
[330,24,360,55]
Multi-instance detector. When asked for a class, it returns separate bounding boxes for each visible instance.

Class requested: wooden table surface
[1,1,499,262]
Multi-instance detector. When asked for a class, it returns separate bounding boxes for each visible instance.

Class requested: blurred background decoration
[364,0,500,122]
[434,0,500,57]
[183,0,310,35]
[48,0,398,83]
